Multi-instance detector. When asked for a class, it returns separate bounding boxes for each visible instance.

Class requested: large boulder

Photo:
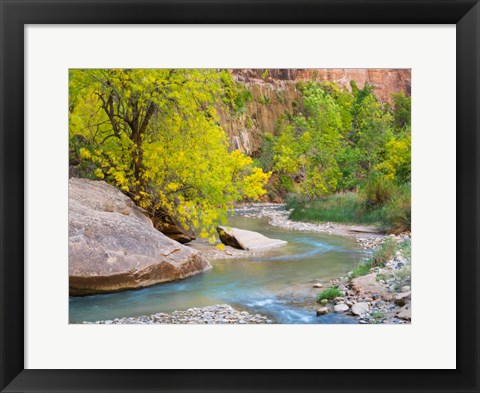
[217,226,287,251]
[69,178,211,296]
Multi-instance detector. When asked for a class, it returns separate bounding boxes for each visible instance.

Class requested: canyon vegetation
[69,69,411,324]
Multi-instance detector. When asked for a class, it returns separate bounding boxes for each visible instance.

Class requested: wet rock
[316,307,329,316]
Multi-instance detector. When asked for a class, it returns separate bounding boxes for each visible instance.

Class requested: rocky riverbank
[314,233,412,324]
[83,304,273,324]
[233,203,386,250]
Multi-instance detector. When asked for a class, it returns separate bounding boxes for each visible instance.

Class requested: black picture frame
[1,1,479,392]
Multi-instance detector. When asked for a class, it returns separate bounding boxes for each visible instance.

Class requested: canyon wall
[221,69,411,155]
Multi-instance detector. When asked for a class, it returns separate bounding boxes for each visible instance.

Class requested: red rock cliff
[221,69,411,155]
[231,68,411,103]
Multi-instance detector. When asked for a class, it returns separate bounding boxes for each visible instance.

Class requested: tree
[273,82,343,198]
[69,69,270,239]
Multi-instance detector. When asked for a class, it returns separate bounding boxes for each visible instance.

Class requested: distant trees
[271,81,411,198]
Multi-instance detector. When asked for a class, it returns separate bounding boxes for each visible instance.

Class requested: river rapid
[70,206,369,324]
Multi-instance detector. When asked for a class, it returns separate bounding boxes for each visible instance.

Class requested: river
[69,206,368,324]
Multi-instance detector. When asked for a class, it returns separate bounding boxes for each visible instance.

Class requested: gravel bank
[83,304,273,324]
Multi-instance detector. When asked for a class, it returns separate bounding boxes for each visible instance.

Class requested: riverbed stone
[351,302,370,316]
[313,283,324,288]
[394,291,411,306]
[316,307,329,316]
[333,304,349,313]
[397,303,411,320]
[69,178,211,296]
[217,226,287,250]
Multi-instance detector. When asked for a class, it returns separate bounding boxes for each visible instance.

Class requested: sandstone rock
[394,291,411,306]
[397,303,411,321]
[316,307,329,316]
[351,274,393,301]
[351,302,370,316]
[333,304,349,313]
[313,283,324,288]
[217,226,287,250]
[69,178,211,296]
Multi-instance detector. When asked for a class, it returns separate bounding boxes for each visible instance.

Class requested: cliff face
[221,69,411,155]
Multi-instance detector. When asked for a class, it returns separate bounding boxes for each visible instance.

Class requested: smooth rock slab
[69,178,211,295]
[217,226,287,250]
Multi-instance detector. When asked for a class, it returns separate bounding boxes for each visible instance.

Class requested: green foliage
[372,238,397,266]
[233,88,253,113]
[316,287,342,302]
[255,133,275,172]
[384,183,411,233]
[258,95,271,105]
[352,238,402,278]
[351,258,374,278]
[69,69,270,238]
[391,92,411,130]
[273,82,343,199]
[370,310,386,323]
[392,265,411,291]
[361,173,395,206]
[398,238,411,260]
[287,192,385,226]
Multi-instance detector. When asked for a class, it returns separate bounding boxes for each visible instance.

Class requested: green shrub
[384,183,411,233]
[316,287,342,302]
[362,173,395,206]
[372,238,397,266]
[351,260,373,278]
[398,238,411,260]
[371,310,386,323]
[233,88,253,113]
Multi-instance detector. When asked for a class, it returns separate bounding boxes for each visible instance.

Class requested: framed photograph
[1,1,479,392]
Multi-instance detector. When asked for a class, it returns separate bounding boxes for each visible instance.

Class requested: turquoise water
[69,210,367,324]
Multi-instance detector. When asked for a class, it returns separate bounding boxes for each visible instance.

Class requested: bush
[372,238,397,266]
[362,173,395,206]
[351,260,373,278]
[316,287,342,302]
[384,183,411,233]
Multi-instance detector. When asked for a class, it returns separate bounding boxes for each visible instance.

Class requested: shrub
[372,238,397,266]
[351,260,373,278]
[362,173,395,206]
[384,183,411,233]
[316,287,342,302]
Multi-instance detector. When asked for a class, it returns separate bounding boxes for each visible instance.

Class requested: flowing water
[69,207,368,324]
